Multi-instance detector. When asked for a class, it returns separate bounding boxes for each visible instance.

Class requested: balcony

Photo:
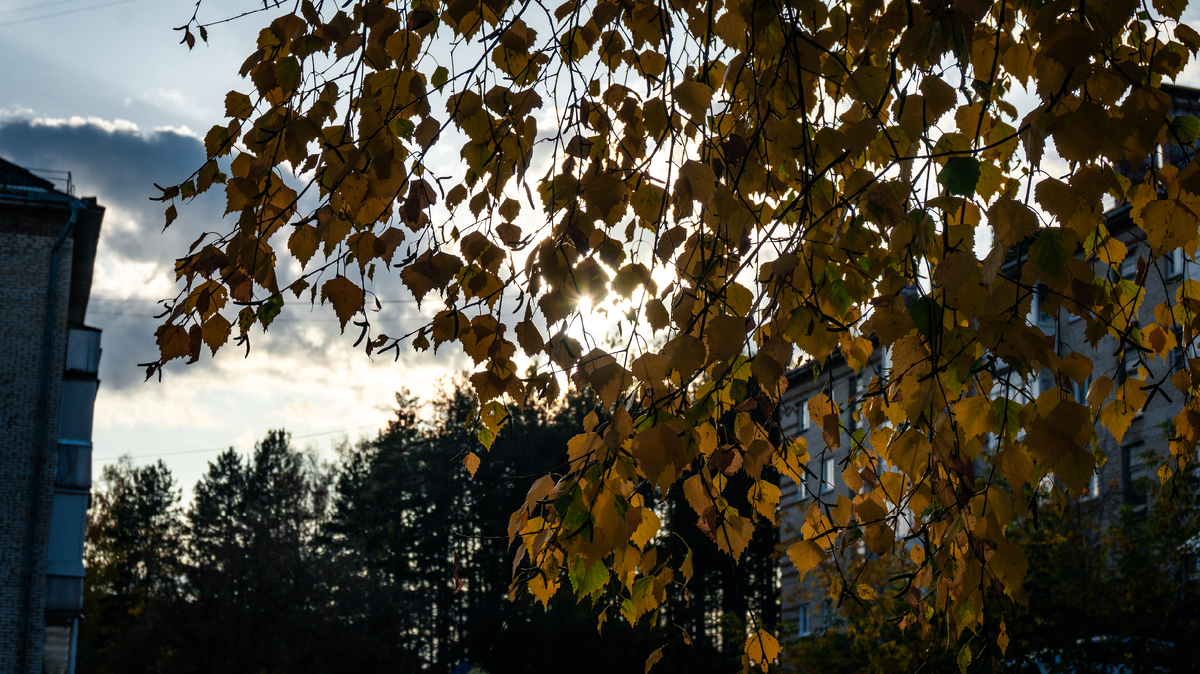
[64,327,100,375]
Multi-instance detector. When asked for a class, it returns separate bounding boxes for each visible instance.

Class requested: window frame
[1120,253,1139,280]
[1168,247,1186,279]
[1122,441,1147,504]
[821,457,836,493]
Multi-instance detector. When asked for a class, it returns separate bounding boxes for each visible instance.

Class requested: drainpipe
[18,198,84,673]
[67,616,79,674]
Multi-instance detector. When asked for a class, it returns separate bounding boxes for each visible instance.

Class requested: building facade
[776,86,1200,640]
[0,158,103,674]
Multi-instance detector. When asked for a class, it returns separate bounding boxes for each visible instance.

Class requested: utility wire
[0,0,92,15]
[91,297,422,303]
[93,422,386,462]
[0,0,145,27]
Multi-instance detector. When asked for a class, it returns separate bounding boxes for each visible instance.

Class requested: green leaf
[568,558,609,600]
[938,157,981,196]
[477,426,495,449]
[432,66,449,89]
[907,296,943,343]
[1028,228,1074,285]
[990,397,1022,441]
[275,56,301,93]
[256,295,284,329]
[391,118,416,140]
[957,643,972,674]
[830,280,853,314]
[1169,115,1200,145]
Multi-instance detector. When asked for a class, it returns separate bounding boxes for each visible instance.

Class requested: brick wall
[0,205,74,673]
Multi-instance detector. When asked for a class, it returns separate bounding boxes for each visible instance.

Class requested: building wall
[0,223,73,674]
[776,218,1195,639]
[777,348,886,637]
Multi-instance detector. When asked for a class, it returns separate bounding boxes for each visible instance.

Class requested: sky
[0,0,471,496]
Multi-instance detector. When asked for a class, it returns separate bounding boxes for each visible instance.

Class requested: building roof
[0,157,105,327]
[0,157,57,192]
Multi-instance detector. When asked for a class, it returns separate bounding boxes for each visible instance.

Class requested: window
[848,376,861,432]
[1035,368,1056,398]
[797,472,808,500]
[799,400,810,431]
[1168,248,1186,279]
[1121,253,1140,280]
[821,457,836,493]
[1083,470,1101,500]
[1121,349,1141,383]
[798,605,810,636]
[1033,283,1055,334]
[1122,442,1147,504]
[823,600,834,630]
[1073,374,1093,406]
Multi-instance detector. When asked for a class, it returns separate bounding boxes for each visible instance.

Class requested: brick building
[776,86,1200,640]
[0,158,103,674]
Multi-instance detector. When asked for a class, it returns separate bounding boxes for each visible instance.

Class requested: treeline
[80,380,779,674]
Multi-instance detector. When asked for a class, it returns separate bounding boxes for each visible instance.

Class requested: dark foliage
[80,380,781,673]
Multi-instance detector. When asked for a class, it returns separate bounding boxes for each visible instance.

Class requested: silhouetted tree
[79,458,181,673]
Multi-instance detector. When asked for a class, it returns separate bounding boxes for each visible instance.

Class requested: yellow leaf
[155,324,190,362]
[807,394,841,450]
[1060,351,1094,385]
[528,572,559,608]
[749,480,780,522]
[646,299,670,331]
[845,65,888,104]
[987,198,1038,249]
[200,313,232,356]
[745,629,780,672]
[321,276,363,332]
[954,394,996,441]
[673,80,714,120]
[463,451,480,477]
[632,507,661,549]
[644,646,664,674]
[676,160,716,206]
[632,423,685,488]
[683,473,713,516]
[786,540,824,580]
[714,512,753,562]
[1100,378,1148,444]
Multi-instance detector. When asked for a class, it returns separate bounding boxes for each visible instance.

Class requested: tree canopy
[153,0,1200,665]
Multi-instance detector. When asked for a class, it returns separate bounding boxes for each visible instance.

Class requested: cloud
[0,116,232,387]
[0,116,465,394]
[0,114,476,499]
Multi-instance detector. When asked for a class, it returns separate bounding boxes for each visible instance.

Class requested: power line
[90,298,422,303]
[88,296,420,302]
[93,422,386,462]
[0,0,92,15]
[0,0,145,27]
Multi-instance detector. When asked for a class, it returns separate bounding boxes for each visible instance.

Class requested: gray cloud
[0,117,463,391]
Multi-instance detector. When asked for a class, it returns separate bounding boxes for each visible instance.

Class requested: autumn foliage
[156,0,1200,666]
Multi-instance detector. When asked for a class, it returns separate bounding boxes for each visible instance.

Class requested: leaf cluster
[153,0,1200,662]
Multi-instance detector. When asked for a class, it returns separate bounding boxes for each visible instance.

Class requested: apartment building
[777,85,1200,639]
[0,158,104,674]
